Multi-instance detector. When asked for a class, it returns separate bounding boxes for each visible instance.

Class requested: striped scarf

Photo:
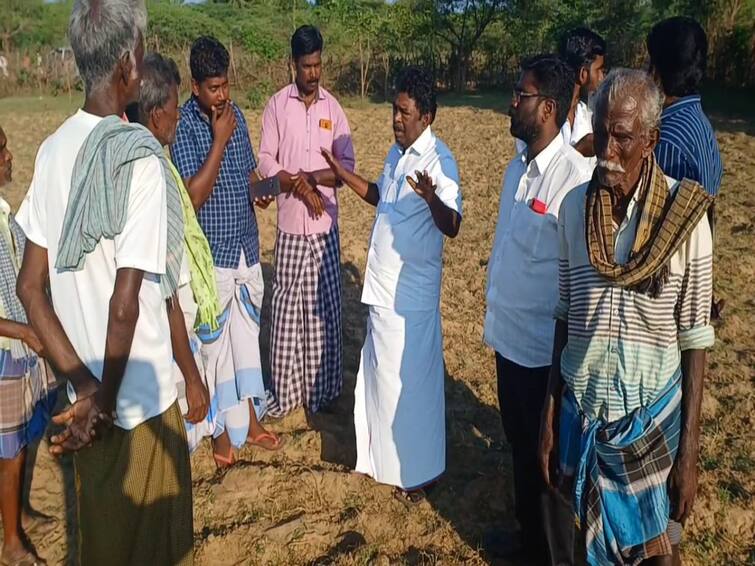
[166,161,221,330]
[56,116,183,299]
[585,154,713,297]
[0,204,29,360]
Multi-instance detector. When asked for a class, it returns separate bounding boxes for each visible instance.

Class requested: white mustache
[597,159,625,173]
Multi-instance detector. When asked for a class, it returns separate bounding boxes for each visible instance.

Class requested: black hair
[520,54,575,128]
[395,66,437,121]
[189,36,229,83]
[559,27,606,81]
[291,25,323,60]
[647,17,707,97]
[133,52,180,125]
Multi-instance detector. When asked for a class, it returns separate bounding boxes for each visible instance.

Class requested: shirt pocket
[317,117,335,153]
[510,202,549,262]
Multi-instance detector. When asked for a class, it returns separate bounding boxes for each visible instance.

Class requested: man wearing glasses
[483,54,592,563]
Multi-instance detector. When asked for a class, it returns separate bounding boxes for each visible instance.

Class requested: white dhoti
[354,306,446,489]
[196,252,267,448]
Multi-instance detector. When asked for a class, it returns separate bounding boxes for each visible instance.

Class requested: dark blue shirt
[170,96,260,268]
[654,95,723,196]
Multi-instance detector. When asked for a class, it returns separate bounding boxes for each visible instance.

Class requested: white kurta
[354,126,462,489]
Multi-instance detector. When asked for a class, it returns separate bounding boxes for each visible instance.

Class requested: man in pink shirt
[258,25,355,417]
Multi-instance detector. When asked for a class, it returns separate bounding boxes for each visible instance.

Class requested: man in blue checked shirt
[171,36,282,468]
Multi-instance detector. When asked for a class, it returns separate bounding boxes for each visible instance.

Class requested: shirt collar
[0,196,10,216]
[402,125,434,157]
[526,132,564,176]
[661,95,701,119]
[288,83,326,102]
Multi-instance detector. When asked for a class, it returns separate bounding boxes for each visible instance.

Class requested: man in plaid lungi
[258,26,355,417]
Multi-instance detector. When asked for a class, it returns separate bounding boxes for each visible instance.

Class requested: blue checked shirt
[654,95,723,196]
[170,96,260,268]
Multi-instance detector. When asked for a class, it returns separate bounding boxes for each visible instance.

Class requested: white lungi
[354,306,446,489]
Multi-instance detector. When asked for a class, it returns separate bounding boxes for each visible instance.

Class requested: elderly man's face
[0,128,12,187]
[593,97,657,189]
[152,84,180,147]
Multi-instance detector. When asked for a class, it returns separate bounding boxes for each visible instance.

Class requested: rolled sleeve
[257,97,284,178]
[170,119,201,180]
[113,156,167,275]
[332,103,355,173]
[677,213,714,350]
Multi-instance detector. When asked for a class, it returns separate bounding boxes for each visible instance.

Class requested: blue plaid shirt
[655,95,723,196]
[170,96,260,268]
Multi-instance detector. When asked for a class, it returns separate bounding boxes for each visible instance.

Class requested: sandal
[212,447,236,470]
[247,431,284,451]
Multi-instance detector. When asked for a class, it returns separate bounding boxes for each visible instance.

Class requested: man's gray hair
[136,53,181,125]
[591,68,664,133]
[68,0,147,94]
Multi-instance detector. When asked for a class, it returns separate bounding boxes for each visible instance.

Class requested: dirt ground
[0,96,752,565]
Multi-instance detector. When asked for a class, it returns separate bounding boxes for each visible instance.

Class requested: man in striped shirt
[539,69,714,565]
[648,17,723,198]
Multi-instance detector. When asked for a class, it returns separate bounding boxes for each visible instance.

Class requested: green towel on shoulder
[56,115,183,299]
[167,160,221,330]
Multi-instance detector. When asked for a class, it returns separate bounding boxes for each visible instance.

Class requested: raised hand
[211,102,237,147]
[321,147,345,179]
[406,170,437,204]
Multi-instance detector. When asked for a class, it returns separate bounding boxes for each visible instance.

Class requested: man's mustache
[597,159,626,173]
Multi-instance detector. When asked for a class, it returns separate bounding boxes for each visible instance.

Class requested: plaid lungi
[560,372,682,565]
[74,402,193,566]
[0,351,56,459]
[268,227,342,417]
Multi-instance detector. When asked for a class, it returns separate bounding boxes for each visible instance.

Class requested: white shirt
[16,109,176,430]
[361,126,462,312]
[485,134,592,367]
[514,100,594,154]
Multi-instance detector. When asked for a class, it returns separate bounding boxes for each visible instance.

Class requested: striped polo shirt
[654,95,723,196]
[555,176,714,422]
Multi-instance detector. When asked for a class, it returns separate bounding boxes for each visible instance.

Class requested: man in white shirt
[484,54,592,563]
[559,27,607,158]
[15,2,193,564]
[322,66,461,500]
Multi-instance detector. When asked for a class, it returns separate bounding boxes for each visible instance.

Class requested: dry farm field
[0,95,752,565]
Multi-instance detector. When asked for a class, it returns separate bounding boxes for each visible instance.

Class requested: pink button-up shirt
[258,84,355,235]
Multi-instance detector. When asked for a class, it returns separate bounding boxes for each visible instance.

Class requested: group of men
[0,0,724,564]
[484,18,721,566]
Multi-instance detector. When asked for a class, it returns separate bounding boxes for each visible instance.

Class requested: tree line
[1,0,753,103]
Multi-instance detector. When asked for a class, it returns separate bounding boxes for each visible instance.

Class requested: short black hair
[521,54,575,128]
[291,25,323,60]
[647,17,707,97]
[135,52,180,125]
[190,36,229,83]
[559,27,606,80]
[395,66,437,121]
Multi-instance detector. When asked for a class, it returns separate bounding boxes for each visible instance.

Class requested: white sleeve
[114,156,167,275]
[16,143,49,248]
[434,152,462,216]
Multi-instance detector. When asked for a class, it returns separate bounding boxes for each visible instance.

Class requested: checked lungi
[267,227,342,417]
[559,372,683,566]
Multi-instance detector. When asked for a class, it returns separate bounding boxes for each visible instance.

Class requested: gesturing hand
[211,102,237,147]
[321,147,345,179]
[49,394,113,456]
[406,170,437,204]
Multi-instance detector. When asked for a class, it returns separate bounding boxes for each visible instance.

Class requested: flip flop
[393,487,426,505]
[212,447,236,470]
[247,431,284,451]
